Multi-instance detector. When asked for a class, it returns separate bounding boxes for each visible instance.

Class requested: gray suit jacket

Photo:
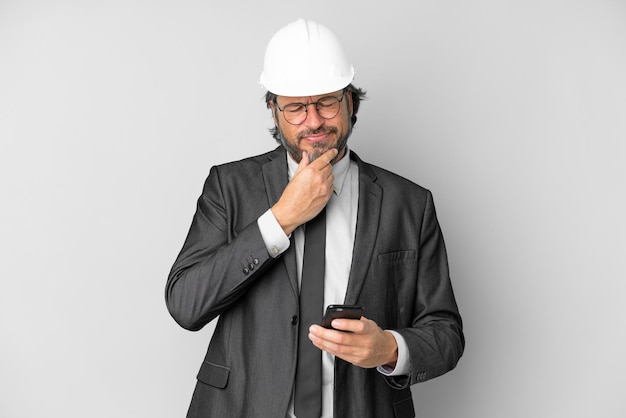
[166,146,464,418]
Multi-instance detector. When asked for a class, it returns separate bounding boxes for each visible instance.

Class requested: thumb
[294,150,310,175]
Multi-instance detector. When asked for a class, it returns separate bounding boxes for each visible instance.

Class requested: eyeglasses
[276,92,345,125]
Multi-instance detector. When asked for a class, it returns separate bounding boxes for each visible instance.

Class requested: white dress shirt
[258,149,410,418]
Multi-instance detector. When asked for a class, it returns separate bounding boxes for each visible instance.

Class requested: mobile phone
[321,304,364,329]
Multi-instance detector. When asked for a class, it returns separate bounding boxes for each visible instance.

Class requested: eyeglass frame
[274,90,347,125]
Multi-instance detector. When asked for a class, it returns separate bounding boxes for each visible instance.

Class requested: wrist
[383,331,399,368]
[271,205,298,236]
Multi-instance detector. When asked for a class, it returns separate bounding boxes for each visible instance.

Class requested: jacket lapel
[344,151,382,305]
[261,146,299,300]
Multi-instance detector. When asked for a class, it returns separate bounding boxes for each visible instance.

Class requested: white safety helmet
[259,19,355,97]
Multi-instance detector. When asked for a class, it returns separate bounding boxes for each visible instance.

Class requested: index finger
[310,148,339,168]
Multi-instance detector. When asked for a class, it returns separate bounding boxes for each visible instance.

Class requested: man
[166,18,464,418]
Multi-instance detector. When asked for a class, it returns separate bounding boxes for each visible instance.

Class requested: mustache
[296,126,337,141]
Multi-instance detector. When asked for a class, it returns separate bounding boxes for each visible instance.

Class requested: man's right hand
[271,148,338,235]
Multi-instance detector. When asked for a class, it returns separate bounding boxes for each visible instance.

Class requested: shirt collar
[286,147,351,195]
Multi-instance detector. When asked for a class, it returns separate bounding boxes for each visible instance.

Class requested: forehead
[276,89,343,103]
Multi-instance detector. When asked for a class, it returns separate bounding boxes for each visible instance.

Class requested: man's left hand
[308,317,398,369]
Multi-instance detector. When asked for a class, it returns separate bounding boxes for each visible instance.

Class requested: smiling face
[270,89,354,164]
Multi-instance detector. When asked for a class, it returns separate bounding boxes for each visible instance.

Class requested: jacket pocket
[377,250,416,264]
[197,361,230,389]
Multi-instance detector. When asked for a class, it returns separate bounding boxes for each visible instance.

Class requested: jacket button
[291,315,298,325]
[253,258,259,265]
[248,263,255,270]
[243,268,249,275]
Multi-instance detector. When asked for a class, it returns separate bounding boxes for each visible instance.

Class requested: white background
[1,1,625,417]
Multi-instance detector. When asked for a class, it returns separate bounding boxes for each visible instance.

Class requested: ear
[269,101,279,127]
[347,90,354,116]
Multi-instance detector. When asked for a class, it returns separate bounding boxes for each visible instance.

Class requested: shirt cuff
[377,330,411,376]
[257,209,290,258]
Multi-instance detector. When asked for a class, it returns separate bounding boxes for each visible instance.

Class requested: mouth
[298,128,336,145]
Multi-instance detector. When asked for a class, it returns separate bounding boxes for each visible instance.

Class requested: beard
[278,124,352,164]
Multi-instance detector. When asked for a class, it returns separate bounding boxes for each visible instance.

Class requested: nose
[302,102,324,129]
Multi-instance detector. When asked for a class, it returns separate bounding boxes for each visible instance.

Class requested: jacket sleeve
[385,191,465,388]
[165,165,278,331]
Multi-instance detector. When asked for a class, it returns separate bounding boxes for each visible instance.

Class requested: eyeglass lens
[281,95,342,125]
